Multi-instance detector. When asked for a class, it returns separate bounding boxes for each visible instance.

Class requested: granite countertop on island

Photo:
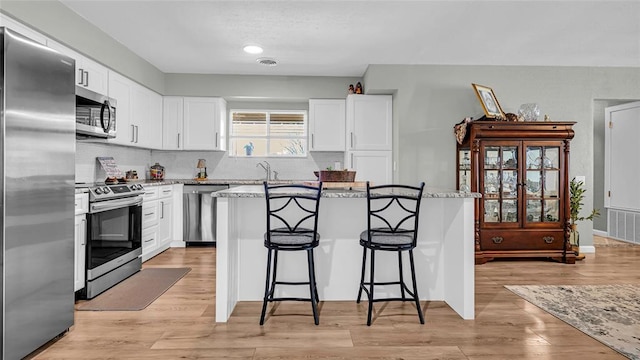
[211,185,482,199]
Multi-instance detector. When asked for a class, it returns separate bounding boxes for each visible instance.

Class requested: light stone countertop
[211,185,481,199]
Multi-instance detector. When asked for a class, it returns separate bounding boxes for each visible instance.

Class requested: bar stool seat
[360,229,414,246]
[266,228,319,246]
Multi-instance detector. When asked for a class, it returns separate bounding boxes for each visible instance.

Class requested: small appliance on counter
[196,159,207,180]
[150,162,165,180]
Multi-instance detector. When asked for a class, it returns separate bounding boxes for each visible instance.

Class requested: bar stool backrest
[364,182,426,249]
[263,182,323,249]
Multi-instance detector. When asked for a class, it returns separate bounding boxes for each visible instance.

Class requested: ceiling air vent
[257,57,277,66]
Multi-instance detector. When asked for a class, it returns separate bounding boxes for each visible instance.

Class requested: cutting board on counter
[303,181,367,189]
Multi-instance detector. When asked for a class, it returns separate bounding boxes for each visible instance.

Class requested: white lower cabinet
[142,225,159,261]
[141,185,174,262]
[158,188,174,248]
[74,193,89,292]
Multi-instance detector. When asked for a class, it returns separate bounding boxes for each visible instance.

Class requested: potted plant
[569,178,600,255]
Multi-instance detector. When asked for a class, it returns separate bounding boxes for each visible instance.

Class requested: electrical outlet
[574,175,586,184]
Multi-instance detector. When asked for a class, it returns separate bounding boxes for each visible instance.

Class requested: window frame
[228,109,309,158]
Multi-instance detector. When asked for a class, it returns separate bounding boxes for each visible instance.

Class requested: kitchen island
[212,185,480,322]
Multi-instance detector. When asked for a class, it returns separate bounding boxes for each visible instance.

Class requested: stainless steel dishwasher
[183,184,229,246]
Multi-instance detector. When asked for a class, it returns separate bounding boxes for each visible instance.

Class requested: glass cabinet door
[525,144,561,224]
[482,144,519,224]
[458,149,471,192]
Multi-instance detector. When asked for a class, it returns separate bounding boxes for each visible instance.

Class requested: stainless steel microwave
[76,86,116,138]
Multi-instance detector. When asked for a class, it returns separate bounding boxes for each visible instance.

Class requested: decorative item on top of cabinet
[348,84,355,94]
[471,83,505,120]
[455,120,577,264]
[355,82,363,94]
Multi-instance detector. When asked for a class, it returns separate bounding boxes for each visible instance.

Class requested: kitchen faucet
[256,161,271,181]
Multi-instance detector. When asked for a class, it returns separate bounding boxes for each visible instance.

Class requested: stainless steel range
[83,183,145,299]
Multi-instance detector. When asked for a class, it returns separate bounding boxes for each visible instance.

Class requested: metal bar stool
[356,181,425,325]
[260,181,323,325]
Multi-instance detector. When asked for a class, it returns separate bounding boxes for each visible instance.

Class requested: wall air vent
[257,57,277,66]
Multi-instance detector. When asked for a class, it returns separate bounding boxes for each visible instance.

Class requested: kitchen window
[228,110,308,157]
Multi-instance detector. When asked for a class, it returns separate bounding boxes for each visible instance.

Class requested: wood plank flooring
[30,237,639,359]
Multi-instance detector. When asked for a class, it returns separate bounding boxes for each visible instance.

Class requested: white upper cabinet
[48,39,108,95]
[346,94,392,151]
[108,71,162,149]
[164,97,226,151]
[148,91,163,149]
[162,97,184,150]
[132,85,162,149]
[0,14,47,45]
[108,71,133,146]
[309,99,346,151]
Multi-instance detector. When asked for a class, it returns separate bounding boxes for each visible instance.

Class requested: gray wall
[164,73,361,100]
[363,65,640,247]
[1,1,166,93]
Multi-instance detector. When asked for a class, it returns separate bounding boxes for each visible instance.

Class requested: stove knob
[94,188,103,194]
[134,184,141,190]
[103,187,111,193]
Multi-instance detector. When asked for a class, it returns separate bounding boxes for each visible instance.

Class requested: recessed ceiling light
[257,57,278,66]
[243,45,263,54]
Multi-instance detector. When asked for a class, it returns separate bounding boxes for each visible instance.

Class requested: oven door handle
[90,196,142,213]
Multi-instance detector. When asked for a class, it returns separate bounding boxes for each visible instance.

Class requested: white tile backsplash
[76,141,152,183]
[76,142,342,182]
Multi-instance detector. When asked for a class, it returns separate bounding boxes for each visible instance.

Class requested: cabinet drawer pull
[492,236,503,244]
[543,236,554,244]
[145,237,155,243]
[144,212,155,216]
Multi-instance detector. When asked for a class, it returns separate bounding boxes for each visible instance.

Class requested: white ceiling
[61,1,640,77]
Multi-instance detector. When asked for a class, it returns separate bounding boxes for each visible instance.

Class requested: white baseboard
[170,240,186,248]
[580,245,596,254]
[593,229,608,237]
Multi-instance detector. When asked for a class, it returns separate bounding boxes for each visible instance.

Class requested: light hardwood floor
[31,237,639,359]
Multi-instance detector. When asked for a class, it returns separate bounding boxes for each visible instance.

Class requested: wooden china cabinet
[456,120,576,264]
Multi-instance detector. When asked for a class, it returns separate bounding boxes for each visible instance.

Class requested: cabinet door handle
[350,153,354,168]
[311,133,314,149]
[131,125,135,143]
[350,132,354,148]
[135,125,139,143]
[84,70,89,87]
[543,236,554,244]
[177,133,180,148]
[215,132,219,148]
[78,69,84,85]
[80,219,86,245]
[492,236,504,244]
[160,201,164,219]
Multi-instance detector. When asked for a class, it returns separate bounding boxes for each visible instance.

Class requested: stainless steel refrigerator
[1,27,76,359]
